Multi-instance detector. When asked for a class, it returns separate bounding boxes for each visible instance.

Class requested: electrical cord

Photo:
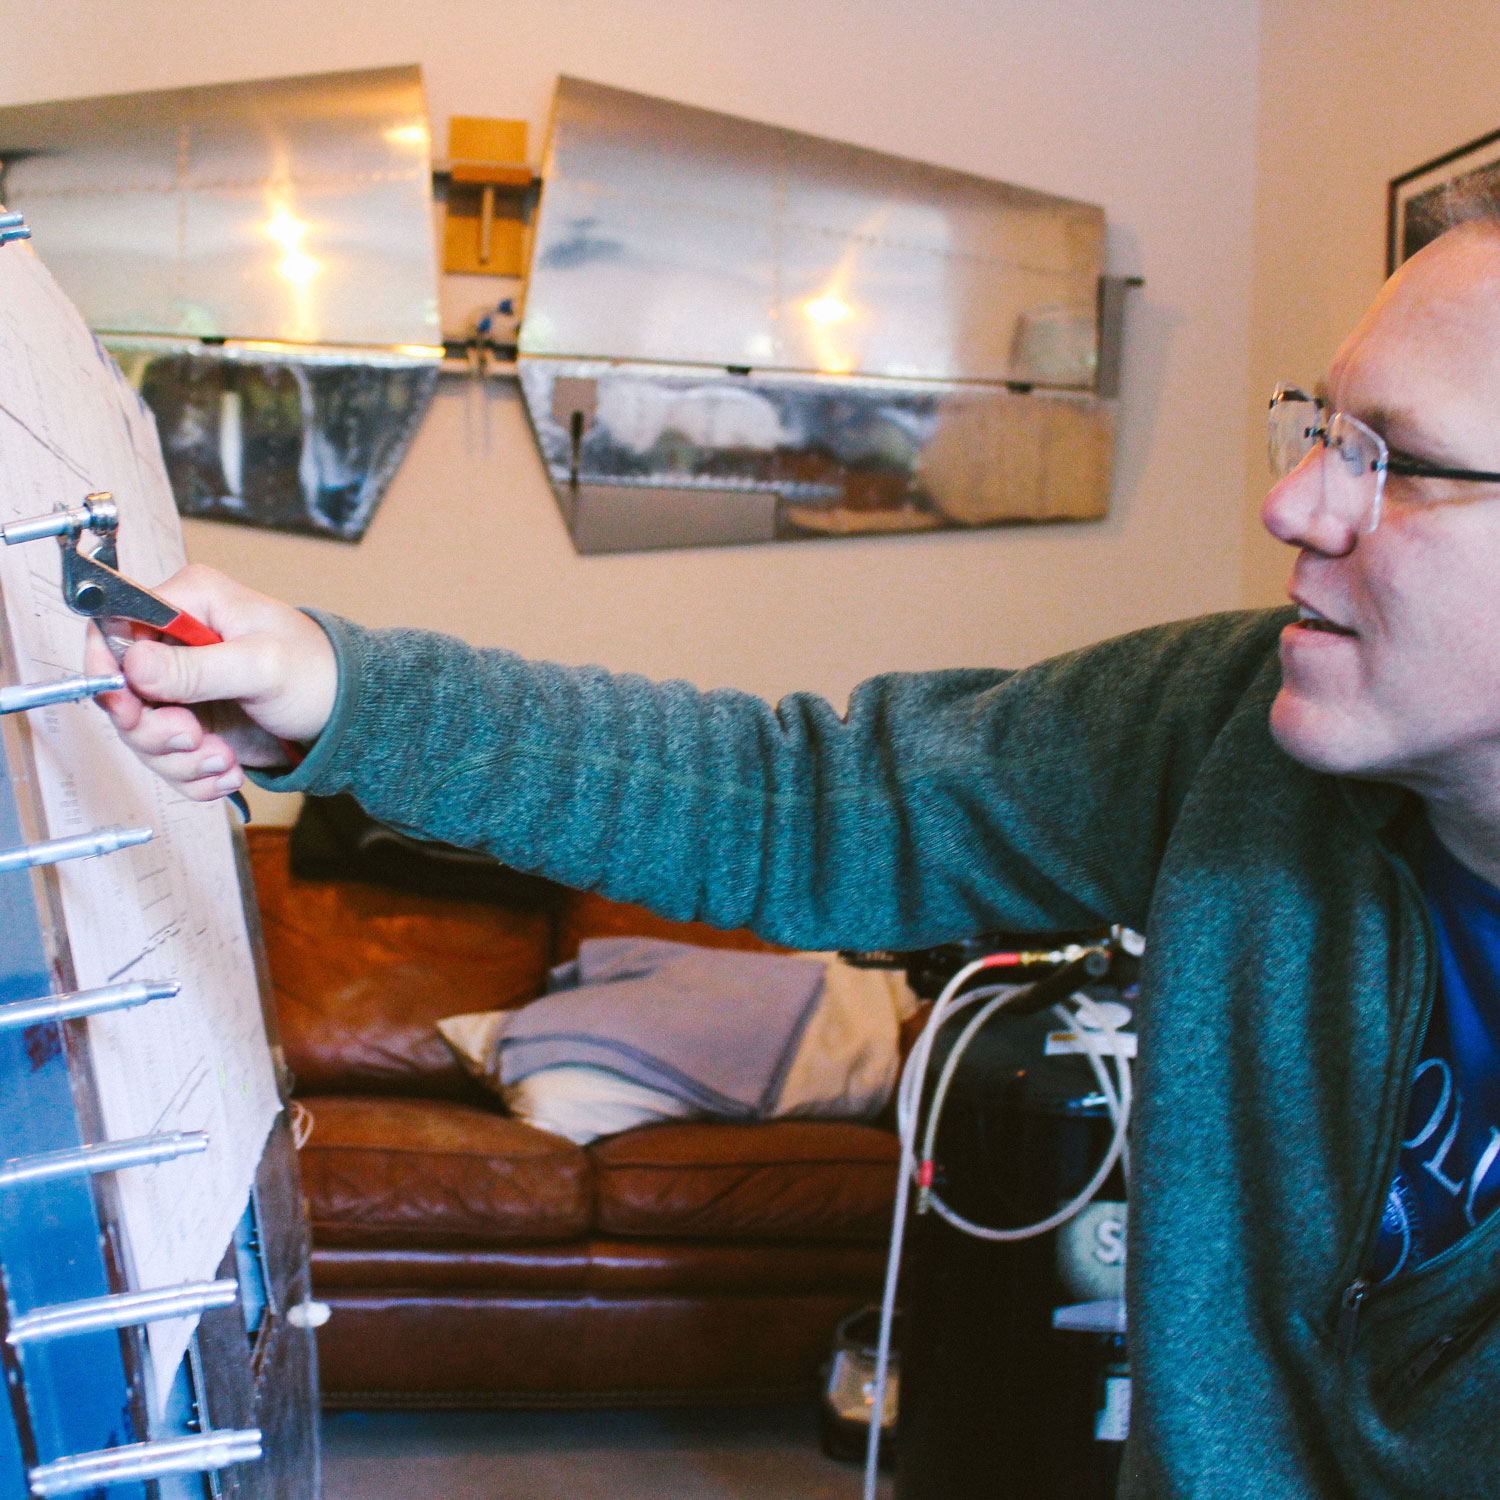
[862,951,1133,1500]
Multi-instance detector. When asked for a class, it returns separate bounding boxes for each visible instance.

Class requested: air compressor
[847,930,1139,1500]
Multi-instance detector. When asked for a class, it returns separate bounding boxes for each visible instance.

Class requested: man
[95,207,1500,1496]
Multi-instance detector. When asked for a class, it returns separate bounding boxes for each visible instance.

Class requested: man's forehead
[1327,225,1500,454]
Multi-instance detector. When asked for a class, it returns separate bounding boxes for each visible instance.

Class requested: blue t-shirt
[1373,832,1500,1283]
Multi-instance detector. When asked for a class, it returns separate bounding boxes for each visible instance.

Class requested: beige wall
[1243,1,1500,608]
[1,2,1264,820]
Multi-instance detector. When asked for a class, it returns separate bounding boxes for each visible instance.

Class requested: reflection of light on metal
[265,209,321,286]
[278,250,321,285]
[166,338,441,365]
[262,176,320,339]
[803,280,858,374]
[803,294,852,325]
[264,209,306,251]
[798,206,889,375]
[384,122,430,151]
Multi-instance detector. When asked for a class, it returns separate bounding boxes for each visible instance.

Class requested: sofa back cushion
[248,829,552,1098]
[554,890,788,963]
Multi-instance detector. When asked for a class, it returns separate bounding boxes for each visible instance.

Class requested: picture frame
[1388,126,1500,275]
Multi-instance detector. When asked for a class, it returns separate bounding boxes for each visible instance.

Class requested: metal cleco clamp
[0,980,178,1033]
[27,1430,263,1497]
[0,674,124,716]
[0,1131,208,1190]
[0,826,152,874]
[8,1280,240,1346]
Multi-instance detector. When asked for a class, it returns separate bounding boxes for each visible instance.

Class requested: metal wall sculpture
[0,67,443,542]
[517,78,1134,553]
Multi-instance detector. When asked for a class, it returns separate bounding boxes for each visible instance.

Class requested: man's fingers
[82,622,118,677]
[141,739,243,788]
[147,563,293,644]
[107,721,245,793]
[111,703,207,759]
[95,681,144,732]
[171,768,247,804]
[83,623,140,725]
[121,635,271,709]
[91,564,337,757]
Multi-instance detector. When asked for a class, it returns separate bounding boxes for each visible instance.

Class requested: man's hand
[87,565,337,803]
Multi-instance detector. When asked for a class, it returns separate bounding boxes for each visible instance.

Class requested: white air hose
[862,955,1133,1500]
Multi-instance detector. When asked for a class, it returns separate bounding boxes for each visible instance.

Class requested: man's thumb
[123,638,222,704]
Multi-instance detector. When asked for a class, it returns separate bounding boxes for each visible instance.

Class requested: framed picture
[1389,127,1500,274]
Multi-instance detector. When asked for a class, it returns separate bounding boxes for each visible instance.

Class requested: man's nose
[1260,449,1358,556]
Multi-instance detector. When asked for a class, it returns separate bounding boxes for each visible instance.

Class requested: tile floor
[321,1403,892,1500]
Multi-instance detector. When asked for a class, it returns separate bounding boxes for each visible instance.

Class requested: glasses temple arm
[1386,456,1500,483]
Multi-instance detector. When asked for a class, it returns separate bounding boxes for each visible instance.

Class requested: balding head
[1262,208,1500,831]
[1330,222,1500,480]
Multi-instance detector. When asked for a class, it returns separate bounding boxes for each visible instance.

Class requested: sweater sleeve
[252,607,1291,950]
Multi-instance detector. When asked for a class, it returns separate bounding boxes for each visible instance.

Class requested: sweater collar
[1339,775,1421,844]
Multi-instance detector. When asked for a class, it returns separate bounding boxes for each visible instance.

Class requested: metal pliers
[53,495,223,652]
[2,494,258,816]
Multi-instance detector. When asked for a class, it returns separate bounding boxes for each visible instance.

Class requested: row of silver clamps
[0,673,149,876]
[0,766,263,1498]
[0,988,262,1498]
[13,1280,260,1496]
[5,1248,265,1497]
[27,1431,263,1498]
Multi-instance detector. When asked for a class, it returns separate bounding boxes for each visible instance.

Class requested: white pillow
[436,1010,690,1144]
[436,955,918,1145]
[503,1066,693,1144]
[773,955,917,1120]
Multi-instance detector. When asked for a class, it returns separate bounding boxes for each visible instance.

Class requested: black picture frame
[1389,126,1500,275]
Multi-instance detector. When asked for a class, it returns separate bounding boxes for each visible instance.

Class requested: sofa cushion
[308,1239,887,1295]
[249,828,552,1097]
[554,891,788,964]
[591,1121,898,1241]
[298,1095,591,1247]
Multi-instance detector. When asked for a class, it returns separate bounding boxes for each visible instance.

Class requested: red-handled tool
[0,495,305,813]
[62,536,227,649]
[52,502,307,780]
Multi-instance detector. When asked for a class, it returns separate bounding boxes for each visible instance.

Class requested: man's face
[1263,223,1500,791]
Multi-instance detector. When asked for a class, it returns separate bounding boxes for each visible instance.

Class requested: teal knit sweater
[261,606,1500,1499]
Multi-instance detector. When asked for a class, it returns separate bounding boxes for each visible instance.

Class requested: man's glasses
[1268,384,1500,533]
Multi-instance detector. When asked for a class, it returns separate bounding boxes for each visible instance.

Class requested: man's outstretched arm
[93,565,1288,951]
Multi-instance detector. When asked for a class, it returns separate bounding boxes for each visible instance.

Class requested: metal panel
[516,79,1126,551]
[103,336,438,542]
[0,236,316,1499]
[521,77,1103,387]
[518,358,1112,552]
[0,69,441,542]
[0,68,439,348]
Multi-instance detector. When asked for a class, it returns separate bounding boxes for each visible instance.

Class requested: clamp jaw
[2,494,303,793]
[0,493,219,648]
[58,507,220,648]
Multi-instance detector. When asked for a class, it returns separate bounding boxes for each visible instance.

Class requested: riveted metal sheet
[518,356,1112,553]
[0,67,439,349]
[521,77,1103,387]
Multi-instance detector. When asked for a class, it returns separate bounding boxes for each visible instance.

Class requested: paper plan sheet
[0,242,280,1414]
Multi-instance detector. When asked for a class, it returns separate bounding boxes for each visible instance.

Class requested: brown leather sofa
[245,826,898,1407]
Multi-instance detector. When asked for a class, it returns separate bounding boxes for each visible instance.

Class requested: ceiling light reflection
[803,293,853,325]
[384,122,431,151]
